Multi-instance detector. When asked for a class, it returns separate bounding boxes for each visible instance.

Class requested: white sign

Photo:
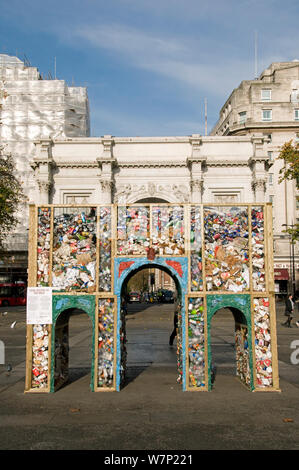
[26,287,53,324]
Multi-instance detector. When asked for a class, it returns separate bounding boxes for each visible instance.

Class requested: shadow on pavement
[121,364,150,389]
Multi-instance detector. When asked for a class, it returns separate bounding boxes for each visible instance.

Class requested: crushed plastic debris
[120,299,127,386]
[32,324,49,389]
[254,297,273,388]
[98,298,114,388]
[152,206,185,256]
[251,207,266,292]
[52,208,97,292]
[99,207,112,292]
[117,206,150,255]
[176,300,183,384]
[116,205,185,256]
[37,207,51,286]
[190,206,203,291]
[188,298,205,387]
[204,206,249,292]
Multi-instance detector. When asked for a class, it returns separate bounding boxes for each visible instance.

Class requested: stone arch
[50,295,96,392]
[114,256,188,390]
[126,192,176,204]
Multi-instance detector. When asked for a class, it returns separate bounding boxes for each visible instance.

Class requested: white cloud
[69,23,256,96]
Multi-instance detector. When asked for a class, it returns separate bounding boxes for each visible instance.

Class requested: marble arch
[25,202,280,394]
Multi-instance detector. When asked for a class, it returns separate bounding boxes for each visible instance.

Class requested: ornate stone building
[1,54,290,291]
[31,134,270,207]
[211,61,299,294]
[0,54,90,281]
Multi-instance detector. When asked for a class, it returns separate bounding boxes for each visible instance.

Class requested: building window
[269,173,273,185]
[262,109,272,121]
[296,197,299,210]
[267,151,273,161]
[269,195,274,204]
[261,89,272,101]
[239,111,247,124]
[295,109,299,121]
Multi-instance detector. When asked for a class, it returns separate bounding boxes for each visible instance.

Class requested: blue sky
[1,0,299,137]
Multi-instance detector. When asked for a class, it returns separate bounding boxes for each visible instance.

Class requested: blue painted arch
[114,257,189,391]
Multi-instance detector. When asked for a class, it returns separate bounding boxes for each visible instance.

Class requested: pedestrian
[169,295,179,346]
[169,309,178,346]
[282,293,295,327]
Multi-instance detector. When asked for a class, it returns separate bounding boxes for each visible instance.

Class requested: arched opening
[209,306,252,390]
[53,307,93,391]
[119,264,183,389]
[134,197,170,203]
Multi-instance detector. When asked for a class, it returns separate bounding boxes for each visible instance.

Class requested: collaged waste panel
[152,205,185,256]
[31,324,49,389]
[176,301,183,384]
[98,298,114,388]
[120,300,127,387]
[37,207,51,287]
[52,207,97,292]
[190,206,203,291]
[204,206,249,292]
[117,206,150,256]
[235,323,251,388]
[99,207,112,292]
[188,298,205,388]
[251,207,266,292]
[254,297,273,388]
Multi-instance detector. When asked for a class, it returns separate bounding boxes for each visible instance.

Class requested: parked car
[162,290,174,303]
[128,292,141,303]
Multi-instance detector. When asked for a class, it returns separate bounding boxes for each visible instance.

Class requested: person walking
[169,295,179,346]
[282,293,295,327]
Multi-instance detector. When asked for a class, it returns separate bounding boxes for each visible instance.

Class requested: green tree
[278,139,299,240]
[0,148,26,251]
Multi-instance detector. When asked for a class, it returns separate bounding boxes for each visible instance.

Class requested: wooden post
[266,203,280,391]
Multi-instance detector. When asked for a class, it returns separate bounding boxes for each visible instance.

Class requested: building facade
[1,54,298,294]
[0,54,90,281]
[211,61,299,295]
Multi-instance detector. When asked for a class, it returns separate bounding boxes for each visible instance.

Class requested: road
[0,300,299,450]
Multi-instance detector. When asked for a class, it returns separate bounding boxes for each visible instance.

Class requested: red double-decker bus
[0,282,26,307]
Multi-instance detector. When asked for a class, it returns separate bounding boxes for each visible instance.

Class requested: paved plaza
[0,300,299,450]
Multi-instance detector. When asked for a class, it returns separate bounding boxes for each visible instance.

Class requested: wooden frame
[25,203,280,393]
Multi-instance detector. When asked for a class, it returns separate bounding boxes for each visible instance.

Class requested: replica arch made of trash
[25,203,280,393]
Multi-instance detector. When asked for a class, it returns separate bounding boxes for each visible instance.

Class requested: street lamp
[282,223,296,298]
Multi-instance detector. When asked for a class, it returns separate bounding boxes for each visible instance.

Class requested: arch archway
[50,295,96,392]
[206,294,253,390]
[134,197,170,204]
[114,257,188,390]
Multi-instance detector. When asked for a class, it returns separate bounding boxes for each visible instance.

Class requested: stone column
[188,134,206,204]
[97,135,115,204]
[100,180,114,204]
[31,139,53,204]
[250,134,270,203]
[190,179,204,203]
[37,181,52,205]
[252,178,267,203]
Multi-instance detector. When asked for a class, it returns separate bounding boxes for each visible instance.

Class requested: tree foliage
[0,148,26,251]
[278,139,299,241]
